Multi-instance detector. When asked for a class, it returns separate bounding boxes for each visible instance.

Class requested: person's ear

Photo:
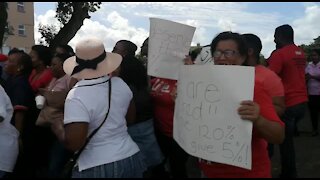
[17,65,24,72]
[248,48,254,56]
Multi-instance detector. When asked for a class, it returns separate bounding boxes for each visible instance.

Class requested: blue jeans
[279,102,306,178]
[71,152,146,178]
[127,119,164,168]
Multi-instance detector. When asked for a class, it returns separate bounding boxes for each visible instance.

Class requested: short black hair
[8,48,24,56]
[311,48,320,56]
[117,40,138,57]
[56,44,75,56]
[31,45,53,66]
[52,53,71,63]
[210,31,248,64]
[242,33,262,64]
[119,56,148,90]
[275,24,294,42]
[10,50,33,76]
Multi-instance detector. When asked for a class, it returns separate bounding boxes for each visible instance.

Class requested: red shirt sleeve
[254,82,284,126]
[29,69,53,94]
[268,51,283,75]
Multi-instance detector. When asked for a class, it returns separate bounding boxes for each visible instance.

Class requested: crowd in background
[0,23,318,178]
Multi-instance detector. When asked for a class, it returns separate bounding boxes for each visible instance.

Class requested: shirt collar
[74,75,110,88]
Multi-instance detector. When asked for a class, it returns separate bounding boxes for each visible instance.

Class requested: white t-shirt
[0,85,19,172]
[64,76,139,171]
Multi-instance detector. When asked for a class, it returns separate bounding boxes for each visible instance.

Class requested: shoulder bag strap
[71,78,112,161]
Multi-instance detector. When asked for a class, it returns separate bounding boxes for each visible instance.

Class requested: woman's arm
[272,96,285,117]
[62,122,88,152]
[238,100,285,144]
[126,99,136,125]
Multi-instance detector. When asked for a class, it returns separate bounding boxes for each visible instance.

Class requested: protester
[112,40,164,177]
[198,31,285,178]
[150,76,189,178]
[60,37,146,178]
[0,85,19,178]
[28,45,53,94]
[267,24,308,178]
[305,48,320,137]
[3,50,38,177]
[242,33,285,117]
[36,53,74,177]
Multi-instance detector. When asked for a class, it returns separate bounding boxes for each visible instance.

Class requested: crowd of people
[0,23,318,178]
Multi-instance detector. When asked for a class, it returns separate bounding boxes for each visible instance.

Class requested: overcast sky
[34,2,320,57]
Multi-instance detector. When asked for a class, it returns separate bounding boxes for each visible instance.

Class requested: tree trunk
[0,2,8,49]
[50,2,90,49]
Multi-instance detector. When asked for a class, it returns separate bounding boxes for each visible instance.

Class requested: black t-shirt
[4,75,38,128]
[130,85,154,124]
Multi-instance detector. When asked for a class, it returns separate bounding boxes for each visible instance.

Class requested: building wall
[3,2,34,54]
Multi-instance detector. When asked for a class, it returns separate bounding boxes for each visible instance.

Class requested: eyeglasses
[213,50,239,58]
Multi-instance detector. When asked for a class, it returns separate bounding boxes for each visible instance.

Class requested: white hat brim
[63,52,122,79]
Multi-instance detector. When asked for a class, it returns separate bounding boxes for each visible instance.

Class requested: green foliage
[55,2,101,25]
[300,36,320,61]
[40,2,101,45]
[38,23,58,45]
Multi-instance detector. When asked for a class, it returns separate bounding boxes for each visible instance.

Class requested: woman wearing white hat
[60,37,146,178]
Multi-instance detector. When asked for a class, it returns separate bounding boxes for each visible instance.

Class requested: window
[17,2,24,12]
[18,25,25,36]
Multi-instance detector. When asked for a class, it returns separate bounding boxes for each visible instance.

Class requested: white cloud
[34,9,148,53]
[34,9,60,44]
[293,5,320,46]
[34,2,320,58]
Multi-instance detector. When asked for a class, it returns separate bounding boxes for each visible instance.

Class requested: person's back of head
[141,37,149,57]
[8,48,24,56]
[242,33,262,66]
[275,24,294,44]
[55,44,75,56]
[10,50,33,76]
[116,40,138,58]
[31,45,53,67]
[119,56,148,91]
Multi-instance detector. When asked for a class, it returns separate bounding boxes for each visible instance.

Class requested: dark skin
[4,54,28,150]
[215,40,284,144]
[60,77,136,152]
[62,101,136,152]
[246,48,285,117]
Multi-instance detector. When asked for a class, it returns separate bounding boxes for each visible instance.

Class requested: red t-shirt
[150,77,177,137]
[29,68,53,94]
[255,65,284,97]
[199,81,284,178]
[268,44,308,107]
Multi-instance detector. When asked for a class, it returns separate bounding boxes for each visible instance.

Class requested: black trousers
[154,129,189,178]
[308,95,320,132]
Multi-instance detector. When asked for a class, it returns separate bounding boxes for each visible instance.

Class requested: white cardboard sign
[173,65,255,170]
[148,18,196,80]
[194,45,213,65]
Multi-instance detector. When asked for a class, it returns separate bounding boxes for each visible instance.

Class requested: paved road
[186,108,320,178]
[271,109,320,178]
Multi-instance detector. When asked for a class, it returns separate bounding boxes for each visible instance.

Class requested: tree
[39,2,101,48]
[300,36,320,61]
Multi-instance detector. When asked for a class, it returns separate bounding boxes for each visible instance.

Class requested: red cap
[0,54,8,62]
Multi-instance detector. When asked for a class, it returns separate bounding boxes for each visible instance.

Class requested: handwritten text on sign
[194,45,213,65]
[148,18,196,80]
[173,65,255,169]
